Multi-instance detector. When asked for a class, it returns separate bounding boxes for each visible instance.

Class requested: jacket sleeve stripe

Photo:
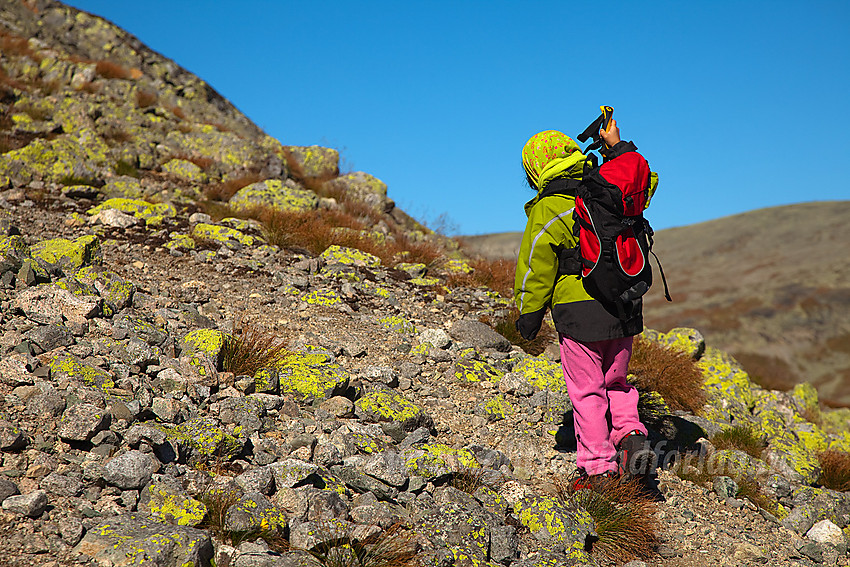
[518,207,574,311]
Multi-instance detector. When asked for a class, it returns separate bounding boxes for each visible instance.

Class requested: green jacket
[514,143,656,343]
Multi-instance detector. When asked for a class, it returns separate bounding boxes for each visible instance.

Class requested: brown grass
[204,172,265,202]
[0,31,37,59]
[77,80,100,94]
[219,320,291,377]
[710,425,766,459]
[445,256,515,298]
[305,523,416,567]
[557,476,658,563]
[450,467,504,494]
[95,60,133,80]
[817,450,850,492]
[628,336,707,413]
[165,103,187,121]
[481,305,555,356]
[135,89,158,108]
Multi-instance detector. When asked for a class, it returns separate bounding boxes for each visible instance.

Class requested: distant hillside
[461,201,850,406]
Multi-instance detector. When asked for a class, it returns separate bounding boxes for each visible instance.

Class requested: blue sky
[65,1,850,236]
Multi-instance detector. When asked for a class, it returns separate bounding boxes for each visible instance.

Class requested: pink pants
[559,334,646,475]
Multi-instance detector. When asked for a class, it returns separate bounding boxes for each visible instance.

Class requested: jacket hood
[523,151,587,216]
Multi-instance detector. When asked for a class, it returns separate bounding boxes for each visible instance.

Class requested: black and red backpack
[558,141,671,322]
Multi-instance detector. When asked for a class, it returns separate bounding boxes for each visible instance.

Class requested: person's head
[522,130,584,190]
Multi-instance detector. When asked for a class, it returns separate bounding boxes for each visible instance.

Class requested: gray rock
[806,519,845,546]
[41,472,83,497]
[58,403,110,442]
[125,424,168,447]
[449,319,511,352]
[59,516,85,546]
[490,524,519,564]
[95,208,138,228]
[24,323,74,353]
[712,476,739,500]
[0,353,35,386]
[138,477,206,527]
[361,450,408,487]
[0,477,19,503]
[1,489,48,517]
[74,513,213,567]
[300,487,349,522]
[268,459,319,489]
[498,372,534,397]
[313,443,343,468]
[103,450,156,489]
[418,328,451,349]
[0,420,27,451]
[15,284,101,324]
[289,519,351,551]
[330,465,399,501]
[235,466,275,496]
[319,396,354,418]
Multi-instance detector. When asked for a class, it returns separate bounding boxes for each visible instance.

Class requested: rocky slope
[1,1,849,567]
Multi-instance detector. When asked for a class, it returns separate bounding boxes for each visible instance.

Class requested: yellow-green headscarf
[522,130,586,190]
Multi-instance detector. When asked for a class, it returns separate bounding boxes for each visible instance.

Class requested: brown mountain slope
[461,201,850,405]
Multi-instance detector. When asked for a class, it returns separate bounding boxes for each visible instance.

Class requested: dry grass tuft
[450,467,504,494]
[135,89,158,108]
[482,305,555,356]
[557,477,658,562]
[735,475,778,514]
[711,425,766,459]
[628,337,706,413]
[0,31,37,59]
[95,60,132,80]
[219,320,290,377]
[204,172,265,202]
[817,450,850,492]
[197,488,287,551]
[305,523,417,567]
[165,153,215,171]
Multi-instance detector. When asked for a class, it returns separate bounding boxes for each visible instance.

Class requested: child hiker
[514,122,654,489]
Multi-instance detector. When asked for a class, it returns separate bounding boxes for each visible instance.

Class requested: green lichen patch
[355,280,391,299]
[283,145,339,178]
[513,357,568,395]
[394,262,427,278]
[163,233,196,251]
[651,327,706,359]
[403,444,479,482]
[355,389,432,432]
[320,244,381,268]
[87,198,176,224]
[439,258,473,275]
[513,495,595,559]
[180,329,224,376]
[162,158,208,183]
[408,276,441,286]
[47,354,115,390]
[0,136,100,184]
[31,235,102,273]
[348,430,388,455]
[477,395,513,422]
[698,347,759,424]
[143,481,207,527]
[377,315,416,335]
[276,351,350,402]
[230,179,319,213]
[74,265,135,315]
[453,359,503,383]
[191,223,256,248]
[302,289,342,306]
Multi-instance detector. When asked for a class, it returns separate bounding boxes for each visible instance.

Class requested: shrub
[219,320,291,377]
[628,336,706,414]
[817,450,850,492]
[305,523,416,567]
[711,425,766,459]
[557,477,658,563]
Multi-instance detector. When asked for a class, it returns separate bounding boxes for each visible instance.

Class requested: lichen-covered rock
[477,395,514,422]
[413,501,492,567]
[394,262,427,278]
[438,258,473,275]
[325,171,390,210]
[162,417,244,465]
[30,235,101,274]
[403,444,478,482]
[302,288,343,306]
[87,198,177,226]
[162,158,208,183]
[649,327,706,359]
[452,359,504,383]
[283,145,339,178]
[0,136,101,185]
[320,244,381,268]
[0,421,28,451]
[514,495,595,559]
[355,389,433,432]
[709,449,769,479]
[513,357,569,395]
[224,491,287,534]
[47,355,115,389]
[74,265,135,314]
[192,222,256,248]
[74,513,214,567]
[276,351,349,402]
[377,315,416,335]
[230,179,318,213]
[139,477,207,527]
[114,314,168,346]
[180,329,224,377]
[698,347,759,424]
